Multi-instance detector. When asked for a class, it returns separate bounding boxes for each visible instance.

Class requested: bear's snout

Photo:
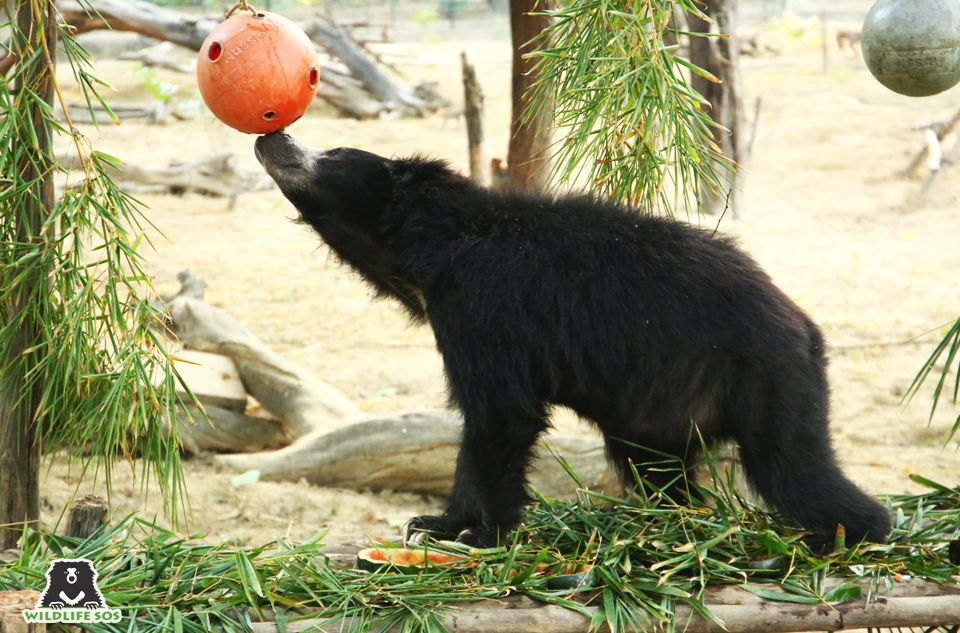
[255,132,307,169]
[66,568,78,584]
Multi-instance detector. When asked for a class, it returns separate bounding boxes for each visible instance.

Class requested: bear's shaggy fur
[255,132,891,547]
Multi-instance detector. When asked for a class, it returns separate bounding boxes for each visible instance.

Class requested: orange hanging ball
[197,10,319,134]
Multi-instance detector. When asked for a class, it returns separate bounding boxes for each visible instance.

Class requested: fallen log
[247,579,960,633]
[177,404,290,455]
[304,19,442,116]
[165,271,362,440]
[119,42,193,73]
[215,410,620,499]
[60,101,174,125]
[59,153,274,207]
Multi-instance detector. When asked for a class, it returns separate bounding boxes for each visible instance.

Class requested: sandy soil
[38,20,960,547]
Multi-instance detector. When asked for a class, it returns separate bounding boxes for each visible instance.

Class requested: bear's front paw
[453,523,513,548]
[402,514,466,545]
[84,601,101,610]
[47,602,64,610]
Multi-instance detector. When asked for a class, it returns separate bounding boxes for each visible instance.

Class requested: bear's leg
[604,435,699,503]
[405,407,547,547]
[732,371,891,544]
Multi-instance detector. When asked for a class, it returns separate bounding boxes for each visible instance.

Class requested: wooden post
[688,0,745,216]
[460,52,487,186]
[820,7,829,73]
[0,0,56,551]
[64,496,109,539]
[506,0,554,191]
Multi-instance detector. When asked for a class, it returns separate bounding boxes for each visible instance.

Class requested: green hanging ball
[861,0,960,97]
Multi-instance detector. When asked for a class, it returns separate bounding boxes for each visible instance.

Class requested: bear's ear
[390,155,466,188]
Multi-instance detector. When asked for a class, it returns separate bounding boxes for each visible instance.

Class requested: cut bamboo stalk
[247,580,960,633]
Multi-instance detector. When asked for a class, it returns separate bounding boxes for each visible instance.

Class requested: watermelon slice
[356,547,465,573]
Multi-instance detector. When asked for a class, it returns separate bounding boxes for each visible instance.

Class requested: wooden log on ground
[165,272,362,440]
[172,350,247,413]
[63,495,108,539]
[60,101,171,125]
[177,404,290,455]
[0,590,44,633]
[248,579,960,633]
[58,153,273,206]
[119,42,193,73]
[215,410,620,499]
[461,52,487,185]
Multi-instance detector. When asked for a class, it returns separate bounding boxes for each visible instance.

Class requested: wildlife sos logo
[22,559,122,624]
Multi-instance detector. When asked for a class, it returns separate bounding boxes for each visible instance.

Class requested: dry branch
[304,19,443,116]
[905,106,960,177]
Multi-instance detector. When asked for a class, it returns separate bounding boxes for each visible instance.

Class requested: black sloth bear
[255,132,891,547]
[38,559,105,610]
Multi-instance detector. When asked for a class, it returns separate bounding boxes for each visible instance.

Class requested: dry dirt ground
[39,21,960,547]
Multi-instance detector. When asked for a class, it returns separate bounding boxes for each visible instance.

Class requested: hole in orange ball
[309,67,319,88]
[255,12,266,18]
[207,42,222,62]
[263,111,277,121]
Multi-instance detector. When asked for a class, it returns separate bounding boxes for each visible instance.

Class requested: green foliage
[526,0,727,215]
[0,2,187,514]
[908,318,960,442]
[137,67,180,103]
[1,465,958,632]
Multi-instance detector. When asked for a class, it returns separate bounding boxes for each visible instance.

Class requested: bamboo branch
[247,580,960,633]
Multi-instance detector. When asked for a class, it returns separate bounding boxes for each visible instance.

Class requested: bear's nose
[255,131,295,164]
[66,568,77,583]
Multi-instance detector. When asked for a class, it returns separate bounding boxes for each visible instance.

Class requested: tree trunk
[688,0,745,216]
[0,0,55,550]
[506,0,553,190]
